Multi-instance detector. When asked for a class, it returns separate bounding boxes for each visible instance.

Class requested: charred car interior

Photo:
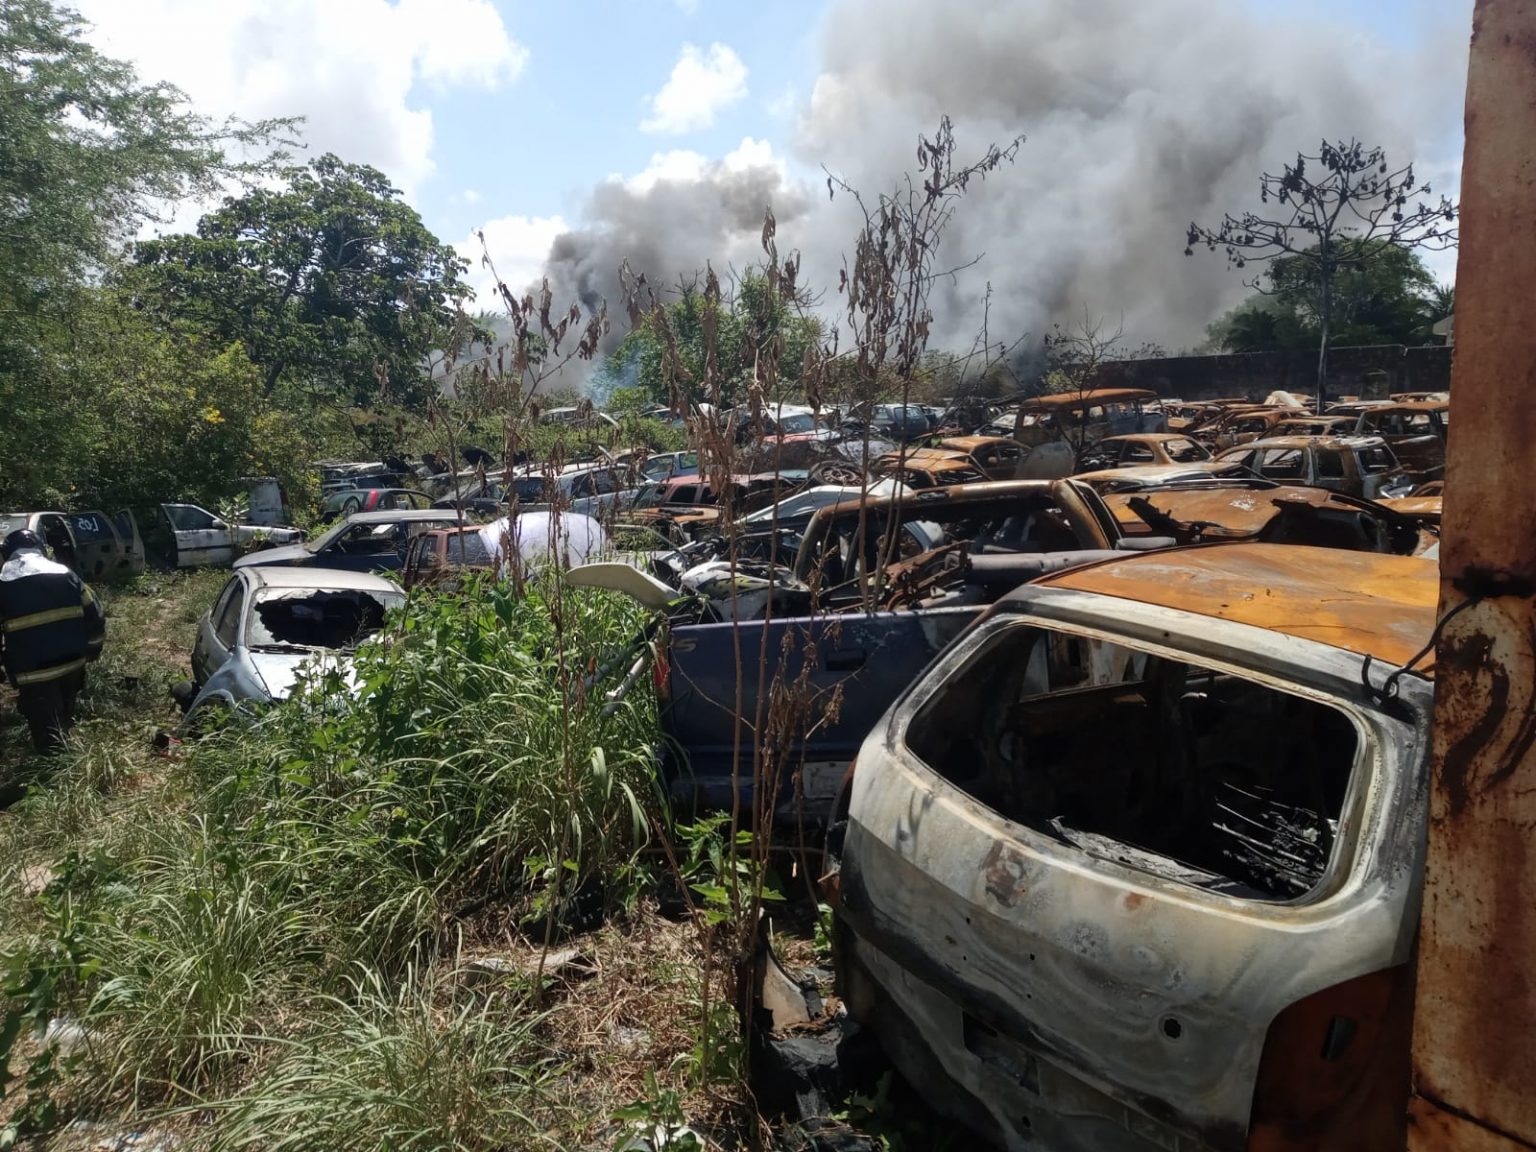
[906,625,1357,899]
[248,588,391,650]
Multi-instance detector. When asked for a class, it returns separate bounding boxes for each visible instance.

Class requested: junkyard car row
[13,386,1452,1151]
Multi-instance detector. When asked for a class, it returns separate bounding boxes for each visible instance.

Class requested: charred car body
[177,567,403,731]
[834,543,1436,1152]
[578,479,1177,832]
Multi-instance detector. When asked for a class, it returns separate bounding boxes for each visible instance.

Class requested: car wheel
[342,496,362,516]
[810,460,864,486]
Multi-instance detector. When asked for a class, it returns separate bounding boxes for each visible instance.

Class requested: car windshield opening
[777,413,819,434]
[906,625,1360,901]
[248,589,402,650]
[443,533,492,565]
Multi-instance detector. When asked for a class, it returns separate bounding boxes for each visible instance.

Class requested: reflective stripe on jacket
[0,552,105,686]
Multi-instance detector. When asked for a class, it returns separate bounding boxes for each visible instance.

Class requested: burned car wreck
[833,543,1436,1152]
[575,479,1177,833]
[176,568,404,730]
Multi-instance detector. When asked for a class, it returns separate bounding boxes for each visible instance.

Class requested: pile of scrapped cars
[560,385,1450,1151]
[19,384,1452,1149]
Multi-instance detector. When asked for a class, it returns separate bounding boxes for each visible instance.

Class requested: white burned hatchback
[833,543,1438,1152]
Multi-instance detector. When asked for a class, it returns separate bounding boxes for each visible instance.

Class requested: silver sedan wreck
[833,543,1437,1151]
[177,567,404,730]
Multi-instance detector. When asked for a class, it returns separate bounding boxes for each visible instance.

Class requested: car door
[193,575,244,686]
[662,606,983,827]
[1310,445,1349,494]
[992,440,1025,480]
[315,521,402,572]
[401,533,433,590]
[67,511,120,581]
[110,510,146,576]
[161,503,236,567]
[30,513,80,577]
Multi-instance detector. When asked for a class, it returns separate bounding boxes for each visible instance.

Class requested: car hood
[248,649,354,700]
[233,543,311,568]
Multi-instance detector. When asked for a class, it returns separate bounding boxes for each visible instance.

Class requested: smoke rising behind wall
[537,0,1468,365]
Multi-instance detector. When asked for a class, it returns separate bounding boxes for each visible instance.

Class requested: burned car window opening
[248,589,398,650]
[906,625,1360,900]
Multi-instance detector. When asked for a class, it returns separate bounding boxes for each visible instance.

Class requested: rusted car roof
[1098,432,1200,446]
[1379,495,1443,522]
[1102,484,1346,532]
[1073,462,1246,494]
[1035,542,1437,670]
[935,435,1017,452]
[1377,399,1450,412]
[871,450,980,475]
[1017,387,1158,411]
[1226,434,1386,453]
[1273,417,1357,435]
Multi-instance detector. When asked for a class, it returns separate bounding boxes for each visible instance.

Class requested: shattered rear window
[906,624,1362,901]
[247,588,405,650]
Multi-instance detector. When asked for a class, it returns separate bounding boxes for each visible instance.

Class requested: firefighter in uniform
[0,529,105,752]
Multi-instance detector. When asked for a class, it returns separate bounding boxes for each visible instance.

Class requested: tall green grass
[1,575,662,1146]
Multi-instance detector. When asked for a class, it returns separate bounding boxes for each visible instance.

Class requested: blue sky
[426,0,826,235]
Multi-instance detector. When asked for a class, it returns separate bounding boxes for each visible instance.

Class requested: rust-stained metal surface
[1411,2,1536,1147]
[936,435,1019,454]
[1036,542,1438,669]
[1102,483,1423,555]
[1102,483,1342,531]
[1073,461,1246,494]
[1378,495,1443,524]
[1015,387,1159,412]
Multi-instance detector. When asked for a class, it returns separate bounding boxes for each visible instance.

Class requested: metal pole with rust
[1410,3,1536,1149]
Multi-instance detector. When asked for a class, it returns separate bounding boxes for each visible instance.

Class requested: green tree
[131,153,476,408]
[0,0,287,506]
[0,0,283,325]
[1187,139,1457,402]
[599,272,822,410]
[1208,240,1444,353]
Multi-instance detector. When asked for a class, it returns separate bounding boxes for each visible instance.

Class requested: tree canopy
[1207,239,1450,353]
[1187,139,1457,400]
[0,0,294,509]
[131,154,477,408]
[0,0,283,323]
[598,272,822,411]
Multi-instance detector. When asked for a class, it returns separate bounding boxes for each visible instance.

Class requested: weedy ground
[0,572,766,1151]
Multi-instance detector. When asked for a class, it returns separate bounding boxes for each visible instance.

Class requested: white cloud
[617,137,783,196]
[765,84,799,122]
[72,0,527,197]
[624,149,709,193]
[641,42,748,135]
[674,0,702,12]
[460,214,569,306]
[462,189,483,205]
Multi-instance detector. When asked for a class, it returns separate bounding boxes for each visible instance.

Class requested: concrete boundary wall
[1086,344,1452,401]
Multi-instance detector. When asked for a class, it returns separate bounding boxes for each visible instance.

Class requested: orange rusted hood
[1035,542,1439,671]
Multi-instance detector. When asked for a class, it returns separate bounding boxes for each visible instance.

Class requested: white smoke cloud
[641,42,750,135]
[543,0,1470,359]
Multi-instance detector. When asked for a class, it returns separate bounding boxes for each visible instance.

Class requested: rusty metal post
[1410,3,1536,1149]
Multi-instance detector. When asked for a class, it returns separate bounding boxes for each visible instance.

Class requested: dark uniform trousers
[0,552,105,752]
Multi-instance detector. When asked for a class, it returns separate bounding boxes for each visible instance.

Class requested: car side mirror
[211,519,228,531]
